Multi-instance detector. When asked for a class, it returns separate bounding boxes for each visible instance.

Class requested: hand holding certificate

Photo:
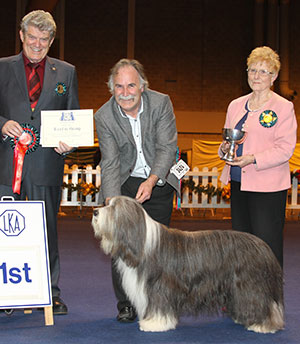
[41,109,94,147]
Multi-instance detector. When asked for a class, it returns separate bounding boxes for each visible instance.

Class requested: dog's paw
[139,316,177,332]
[247,323,277,334]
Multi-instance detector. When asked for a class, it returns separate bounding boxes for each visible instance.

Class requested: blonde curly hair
[247,46,280,74]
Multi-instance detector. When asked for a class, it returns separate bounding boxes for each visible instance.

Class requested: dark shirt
[22,53,46,95]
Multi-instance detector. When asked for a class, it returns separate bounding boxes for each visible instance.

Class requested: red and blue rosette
[9,123,40,194]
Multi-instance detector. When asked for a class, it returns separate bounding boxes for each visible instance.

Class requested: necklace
[248,92,273,112]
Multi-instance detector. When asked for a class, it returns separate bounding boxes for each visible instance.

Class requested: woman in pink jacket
[219,46,297,267]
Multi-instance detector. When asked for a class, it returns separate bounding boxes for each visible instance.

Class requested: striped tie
[28,63,41,110]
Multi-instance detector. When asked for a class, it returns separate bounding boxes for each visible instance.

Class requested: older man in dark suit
[0,10,80,315]
[94,59,179,322]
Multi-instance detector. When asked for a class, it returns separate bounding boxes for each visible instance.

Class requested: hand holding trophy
[221,128,247,162]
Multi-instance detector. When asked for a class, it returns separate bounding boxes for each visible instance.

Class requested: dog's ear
[111,198,147,267]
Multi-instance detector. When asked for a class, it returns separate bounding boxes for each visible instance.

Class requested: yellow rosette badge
[259,110,278,128]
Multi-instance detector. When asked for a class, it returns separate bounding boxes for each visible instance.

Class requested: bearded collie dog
[92,196,284,333]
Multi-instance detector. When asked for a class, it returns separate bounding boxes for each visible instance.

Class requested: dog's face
[92,201,114,255]
[92,196,147,265]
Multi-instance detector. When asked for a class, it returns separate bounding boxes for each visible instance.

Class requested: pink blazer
[219,92,297,192]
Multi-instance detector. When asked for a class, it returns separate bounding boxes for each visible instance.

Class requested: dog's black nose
[93,209,99,216]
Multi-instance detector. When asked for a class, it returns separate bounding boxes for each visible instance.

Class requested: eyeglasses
[246,68,274,77]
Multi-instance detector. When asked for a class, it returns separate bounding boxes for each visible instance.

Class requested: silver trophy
[221,128,247,162]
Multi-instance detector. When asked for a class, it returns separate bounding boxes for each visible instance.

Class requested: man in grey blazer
[95,59,179,322]
[0,10,80,315]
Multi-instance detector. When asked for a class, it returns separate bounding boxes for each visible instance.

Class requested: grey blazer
[0,52,80,186]
[94,89,180,204]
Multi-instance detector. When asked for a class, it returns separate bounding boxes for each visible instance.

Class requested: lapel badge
[259,110,278,128]
[55,82,67,96]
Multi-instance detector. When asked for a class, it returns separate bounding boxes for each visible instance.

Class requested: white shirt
[118,98,151,179]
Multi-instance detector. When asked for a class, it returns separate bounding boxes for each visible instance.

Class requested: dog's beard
[100,236,113,255]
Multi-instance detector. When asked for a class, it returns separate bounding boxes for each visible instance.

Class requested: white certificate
[40,109,94,147]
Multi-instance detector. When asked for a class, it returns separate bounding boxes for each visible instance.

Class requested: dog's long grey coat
[92,196,284,333]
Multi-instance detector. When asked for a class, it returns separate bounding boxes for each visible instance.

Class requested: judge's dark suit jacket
[0,52,80,296]
[0,52,80,186]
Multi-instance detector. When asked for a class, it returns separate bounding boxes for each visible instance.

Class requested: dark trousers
[230,180,287,267]
[0,179,62,297]
[112,177,175,310]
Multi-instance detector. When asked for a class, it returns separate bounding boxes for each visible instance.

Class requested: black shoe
[52,297,68,315]
[0,309,14,316]
[116,306,137,323]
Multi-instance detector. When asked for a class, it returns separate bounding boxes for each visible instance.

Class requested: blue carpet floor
[1,216,299,344]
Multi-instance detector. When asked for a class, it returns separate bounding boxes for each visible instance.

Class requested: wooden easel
[24,306,54,326]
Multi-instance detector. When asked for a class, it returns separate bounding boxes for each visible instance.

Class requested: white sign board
[0,199,52,309]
